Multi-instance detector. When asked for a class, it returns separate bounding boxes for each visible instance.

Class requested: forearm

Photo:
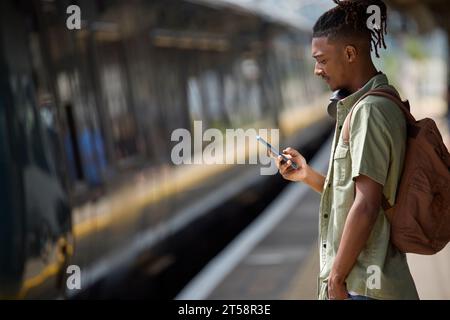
[330,200,378,284]
[304,166,326,194]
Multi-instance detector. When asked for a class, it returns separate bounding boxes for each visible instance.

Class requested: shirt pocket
[333,143,350,185]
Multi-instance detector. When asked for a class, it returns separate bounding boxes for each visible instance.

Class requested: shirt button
[328,183,331,188]
[323,243,327,248]
[324,214,329,218]
[339,125,342,130]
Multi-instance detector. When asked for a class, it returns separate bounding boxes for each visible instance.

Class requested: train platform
[176,100,450,300]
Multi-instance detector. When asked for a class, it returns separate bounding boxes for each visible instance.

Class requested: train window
[223,74,238,125]
[187,77,203,121]
[199,70,224,128]
[54,69,107,188]
[231,56,263,127]
[28,33,77,186]
[94,37,139,165]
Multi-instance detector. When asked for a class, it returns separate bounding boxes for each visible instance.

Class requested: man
[276,0,418,300]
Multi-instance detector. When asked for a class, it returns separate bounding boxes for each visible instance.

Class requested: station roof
[387,0,450,33]
[190,0,450,35]
[188,0,334,31]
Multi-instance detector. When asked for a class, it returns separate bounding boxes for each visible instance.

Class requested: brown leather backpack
[343,88,450,254]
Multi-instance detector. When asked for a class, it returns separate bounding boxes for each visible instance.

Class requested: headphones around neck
[327,89,351,119]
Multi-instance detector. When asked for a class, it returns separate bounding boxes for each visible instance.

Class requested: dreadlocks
[313,0,388,58]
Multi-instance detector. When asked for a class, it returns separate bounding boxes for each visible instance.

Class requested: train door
[0,20,26,298]
[0,0,74,298]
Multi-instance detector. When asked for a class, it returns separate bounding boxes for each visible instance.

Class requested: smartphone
[256,135,298,170]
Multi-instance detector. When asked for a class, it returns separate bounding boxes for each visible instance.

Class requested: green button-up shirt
[318,73,419,300]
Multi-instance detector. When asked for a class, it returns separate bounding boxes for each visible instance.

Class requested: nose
[314,62,323,77]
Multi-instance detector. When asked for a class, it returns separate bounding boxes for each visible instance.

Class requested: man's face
[311,37,349,91]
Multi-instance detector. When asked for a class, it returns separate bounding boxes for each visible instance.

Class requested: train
[0,0,330,299]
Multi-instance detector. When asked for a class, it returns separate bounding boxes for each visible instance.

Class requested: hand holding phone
[256,135,298,170]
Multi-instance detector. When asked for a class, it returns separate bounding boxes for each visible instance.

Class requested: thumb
[282,147,301,158]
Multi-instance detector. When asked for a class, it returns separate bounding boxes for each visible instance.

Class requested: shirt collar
[338,72,389,111]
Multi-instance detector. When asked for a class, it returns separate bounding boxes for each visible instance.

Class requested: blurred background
[0,0,448,299]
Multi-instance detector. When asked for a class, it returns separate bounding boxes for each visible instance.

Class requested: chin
[329,84,339,91]
[329,83,344,92]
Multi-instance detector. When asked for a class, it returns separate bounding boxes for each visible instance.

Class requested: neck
[347,62,378,93]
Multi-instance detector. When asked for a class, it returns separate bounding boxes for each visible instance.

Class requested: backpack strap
[342,88,416,145]
[341,88,415,212]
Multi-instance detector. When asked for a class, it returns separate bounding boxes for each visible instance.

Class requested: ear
[344,45,358,63]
